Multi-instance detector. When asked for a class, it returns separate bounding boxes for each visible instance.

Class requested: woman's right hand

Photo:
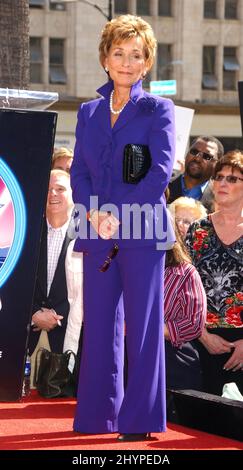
[199,328,235,355]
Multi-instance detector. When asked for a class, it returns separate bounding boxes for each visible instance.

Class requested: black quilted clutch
[123,144,151,184]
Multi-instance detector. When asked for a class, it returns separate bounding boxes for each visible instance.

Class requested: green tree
[0,0,30,89]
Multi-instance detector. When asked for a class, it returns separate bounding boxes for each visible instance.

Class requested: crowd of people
[27,14,243,442]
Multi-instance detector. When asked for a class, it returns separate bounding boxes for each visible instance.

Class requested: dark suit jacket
[28,221,72,355]
[168,175,215,213]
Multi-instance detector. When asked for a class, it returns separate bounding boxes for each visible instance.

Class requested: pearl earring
[105,67,109,72]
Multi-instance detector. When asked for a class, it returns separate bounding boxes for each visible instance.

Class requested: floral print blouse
[186,217,243,329]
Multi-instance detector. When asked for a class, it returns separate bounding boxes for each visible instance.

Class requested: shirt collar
[96,79,144,104]
[181,175,209,195]
[201,180,209,192]
[47,218,70,237]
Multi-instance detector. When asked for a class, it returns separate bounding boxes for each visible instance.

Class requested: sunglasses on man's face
[212,174,243,184]
[189,148,216,161]
[99,244,119,272]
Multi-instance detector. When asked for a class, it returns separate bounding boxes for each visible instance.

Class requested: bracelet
[87,209,96,222]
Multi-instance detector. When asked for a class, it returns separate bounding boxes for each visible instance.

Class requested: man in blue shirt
[168,135,224,212]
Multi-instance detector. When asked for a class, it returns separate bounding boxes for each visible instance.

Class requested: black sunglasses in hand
[99,244,119,272]
[189,147,216,161]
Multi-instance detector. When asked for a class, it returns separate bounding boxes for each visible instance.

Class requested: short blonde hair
[99,15,157,71]
[169,197,207,220]
[52,147,73,162]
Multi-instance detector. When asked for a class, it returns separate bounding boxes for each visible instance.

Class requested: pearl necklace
[109,90,128,115]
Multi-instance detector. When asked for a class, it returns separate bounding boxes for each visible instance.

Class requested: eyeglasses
[189,148,216,161]
[99,244,119,272]
[175,218,193,227]
[212,174,243,184]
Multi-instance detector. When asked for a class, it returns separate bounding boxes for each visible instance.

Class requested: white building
[29,0,243,151]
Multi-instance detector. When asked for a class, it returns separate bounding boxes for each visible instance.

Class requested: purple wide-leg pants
[73,246,166,434]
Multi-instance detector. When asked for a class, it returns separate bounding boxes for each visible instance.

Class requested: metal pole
[108,0,113,21]
[53,1,113,20]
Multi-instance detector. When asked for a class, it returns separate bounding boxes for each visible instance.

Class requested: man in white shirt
[28,170,83,384]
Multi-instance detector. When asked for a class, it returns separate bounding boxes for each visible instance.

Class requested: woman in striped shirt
[164,223,207,395]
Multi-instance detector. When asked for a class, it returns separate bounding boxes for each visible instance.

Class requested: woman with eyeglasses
[70,15,175,441]
[169,197,207,239]
[186,150,243,396]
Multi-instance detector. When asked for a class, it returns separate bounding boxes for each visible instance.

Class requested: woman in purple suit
[71,15,175,442]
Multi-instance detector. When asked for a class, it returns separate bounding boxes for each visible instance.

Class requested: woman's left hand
[223,339,243,371]
[99,212,120,240]
[89,210,120,239]
[164,323,171,341]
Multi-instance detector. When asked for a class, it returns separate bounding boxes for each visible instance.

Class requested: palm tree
[0,0,30,89]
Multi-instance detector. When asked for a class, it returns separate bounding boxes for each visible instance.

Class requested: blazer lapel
[93,99,112,138]
[37,220,48,298]
[95,79,145,136]
[112,100,139,134]
[201,180,215,212]
[49,232,72,295]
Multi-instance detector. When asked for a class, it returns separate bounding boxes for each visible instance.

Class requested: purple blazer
[71,79,175,253]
